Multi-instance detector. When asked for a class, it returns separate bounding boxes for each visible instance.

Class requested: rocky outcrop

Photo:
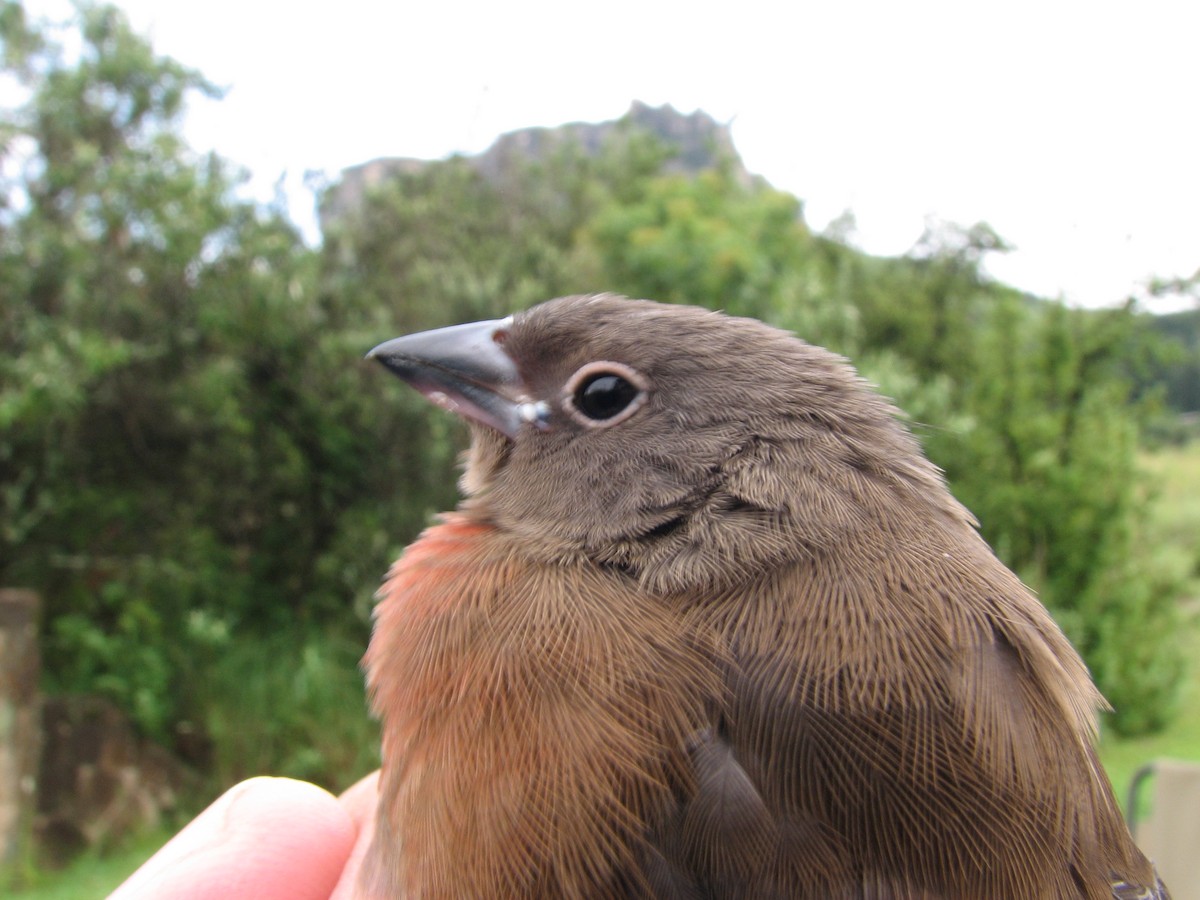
[36,696,194,866]
[0,590,39,868]
[322,101,748,227]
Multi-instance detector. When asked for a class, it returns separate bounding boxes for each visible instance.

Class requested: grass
[195,627,380,792]
[1139,444,1200,564]
[3,828,173,900]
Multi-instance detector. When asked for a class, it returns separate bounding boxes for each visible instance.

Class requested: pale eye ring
[562,361,650,428]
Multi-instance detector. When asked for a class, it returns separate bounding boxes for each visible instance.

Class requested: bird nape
[363,294,1168,899]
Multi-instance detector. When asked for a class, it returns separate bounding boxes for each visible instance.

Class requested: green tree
[2,1,233,734]
[584,167,822,328]
[1,4,382,779]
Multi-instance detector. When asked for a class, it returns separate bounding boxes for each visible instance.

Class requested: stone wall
[0,589,40,868]
[0,590,192,870]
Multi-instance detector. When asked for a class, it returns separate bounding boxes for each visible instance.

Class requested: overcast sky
[20,0,1200,311]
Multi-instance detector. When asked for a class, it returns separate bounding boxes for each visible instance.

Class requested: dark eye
[563,361,649,427]
[576,373,638,421]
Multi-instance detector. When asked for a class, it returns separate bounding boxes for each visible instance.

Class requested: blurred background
[2,1,1198,894]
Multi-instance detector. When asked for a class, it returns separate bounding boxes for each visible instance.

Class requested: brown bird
[363,294,1167,899]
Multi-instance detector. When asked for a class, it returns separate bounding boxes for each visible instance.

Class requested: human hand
[110,771,380,900]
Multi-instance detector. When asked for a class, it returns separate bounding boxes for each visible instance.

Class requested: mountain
[321,102,749,227]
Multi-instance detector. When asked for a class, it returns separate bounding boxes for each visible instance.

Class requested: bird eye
[563,361,649,427]
[578,373,637,419]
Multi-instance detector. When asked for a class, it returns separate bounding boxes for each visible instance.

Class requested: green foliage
[586,168,808,316]
[1,3,398,782]
[3,1,228,734]
[3,823,175,898]
[190,626,379,790]
[1142,307,1200,415]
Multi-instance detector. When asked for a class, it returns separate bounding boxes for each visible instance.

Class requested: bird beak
[367,317,544,439]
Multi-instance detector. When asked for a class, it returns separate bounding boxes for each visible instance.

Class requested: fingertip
[332,771,382,900]
[337,770,381,826]
[112,777,357,900]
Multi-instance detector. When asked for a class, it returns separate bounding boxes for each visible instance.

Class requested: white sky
[19,0,1200,311]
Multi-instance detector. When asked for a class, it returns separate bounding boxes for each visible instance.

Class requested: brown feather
[364,514,724,897]
[364,294,1166,898]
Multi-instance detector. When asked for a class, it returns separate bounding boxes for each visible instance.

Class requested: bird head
[369,294,965,593]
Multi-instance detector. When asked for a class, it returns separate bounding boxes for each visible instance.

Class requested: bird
[362,293,1167,899]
